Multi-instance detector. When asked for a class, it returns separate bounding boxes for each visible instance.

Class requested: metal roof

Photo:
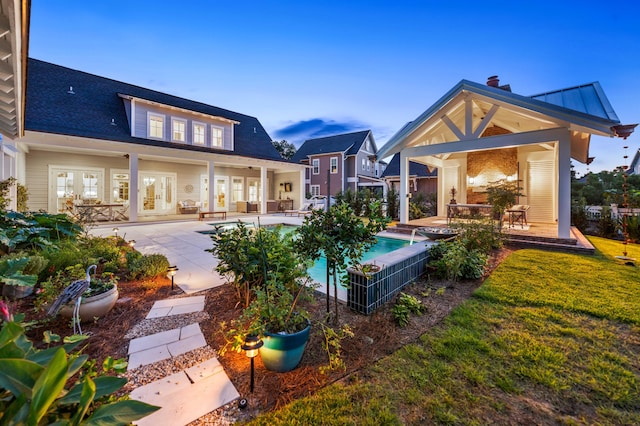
[529,82,619,122]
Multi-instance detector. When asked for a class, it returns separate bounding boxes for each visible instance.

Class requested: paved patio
[90,214,307,294]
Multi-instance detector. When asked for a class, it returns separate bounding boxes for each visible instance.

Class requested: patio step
[506,237,594,254]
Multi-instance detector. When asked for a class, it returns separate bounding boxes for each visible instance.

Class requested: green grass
[246,237,640,425]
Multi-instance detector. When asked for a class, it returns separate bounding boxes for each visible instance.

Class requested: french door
[214,176,228,211]
[140,172,176,215]
[49,166,104,213]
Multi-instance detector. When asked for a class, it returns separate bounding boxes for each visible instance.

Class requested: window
[365,140,370,151]
[330,157,338,174]
[312,159,320,175]
[172,118,186,142]
[362,158,366,171]
[193,122,205,145]
[232,177,244,202]
[367,160,371,171]
[148,113,164,139]
[111,172,129,202]
[311,185,320,197]
[211,126,223,147]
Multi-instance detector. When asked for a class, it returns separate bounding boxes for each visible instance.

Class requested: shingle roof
[25,58,285,162]
[380,153,438,178]
[291,130,371,163]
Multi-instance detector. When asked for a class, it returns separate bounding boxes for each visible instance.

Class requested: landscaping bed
[11,247,512,424]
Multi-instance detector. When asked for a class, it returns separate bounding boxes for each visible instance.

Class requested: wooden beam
[472,104,499,138]
[402,128,570,158]
[441,114,465,141]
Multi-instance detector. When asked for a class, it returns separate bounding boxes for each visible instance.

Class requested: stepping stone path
[126,295,239,425]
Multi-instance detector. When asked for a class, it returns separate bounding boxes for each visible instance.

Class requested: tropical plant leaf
[60,376,126,404]
[27,348,69,425]
[83,400,160,425]
[0,358,42,397]
[70,377,96,425]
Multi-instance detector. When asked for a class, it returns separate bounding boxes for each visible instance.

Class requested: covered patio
[377,75,636,242]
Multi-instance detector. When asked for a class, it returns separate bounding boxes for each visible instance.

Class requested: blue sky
[29,1,639,176]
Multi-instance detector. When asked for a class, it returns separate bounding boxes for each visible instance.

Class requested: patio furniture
[178,199,199,214]
[447,203,492,224]
[507,205,530,228]
[284,202,313,217]
[198,211,227,221]
[237,200,258,213]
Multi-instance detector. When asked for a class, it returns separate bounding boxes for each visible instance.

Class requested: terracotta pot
[60,285,119,321]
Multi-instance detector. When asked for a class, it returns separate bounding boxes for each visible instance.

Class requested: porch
[388,216,595,254]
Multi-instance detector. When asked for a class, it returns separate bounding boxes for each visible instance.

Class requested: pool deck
[91,214,429,296]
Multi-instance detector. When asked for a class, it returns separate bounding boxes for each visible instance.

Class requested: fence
[347,242,430,315]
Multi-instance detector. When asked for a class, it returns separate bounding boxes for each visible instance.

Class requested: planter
[1,284,34,300]
[60,285,119,321]
[259,321,311,372]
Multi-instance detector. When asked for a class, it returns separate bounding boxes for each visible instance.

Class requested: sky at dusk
[29,1,639,176]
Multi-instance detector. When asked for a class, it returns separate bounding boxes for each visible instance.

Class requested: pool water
[306,236,409,285]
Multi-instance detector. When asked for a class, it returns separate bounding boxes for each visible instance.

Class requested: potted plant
[59,273,119,321]
[210,222,314,372]
[0,254,47,300]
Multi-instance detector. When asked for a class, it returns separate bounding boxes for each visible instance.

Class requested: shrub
[428,240,487,282]
[451,218,502,254]
[127,253,169,280]
[596,206,618,239]
[620,213,640,243]
[392,292,426,327]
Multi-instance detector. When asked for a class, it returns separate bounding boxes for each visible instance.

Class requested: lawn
[246,237,640,425]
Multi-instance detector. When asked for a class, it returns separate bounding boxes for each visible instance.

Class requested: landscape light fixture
[128,240,136,248]
[112,227,119,238]
[241,335,263,394]
[167,266,179,290]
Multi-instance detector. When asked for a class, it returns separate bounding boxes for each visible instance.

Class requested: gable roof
[378,79,623,160]
[291,130,372,163]
[24,58,285,162]
[380,153,438,178]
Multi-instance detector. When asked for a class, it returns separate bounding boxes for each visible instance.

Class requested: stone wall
[466,138,518,204]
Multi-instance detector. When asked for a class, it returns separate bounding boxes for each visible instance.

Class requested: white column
[208,161,215,212]
[557,132,571,239]
[261,166,268,214]
[128,153,139,222]
[299,167,306,206]
[399,151,409,224]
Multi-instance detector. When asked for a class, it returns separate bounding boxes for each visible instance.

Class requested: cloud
[272,118,370,146]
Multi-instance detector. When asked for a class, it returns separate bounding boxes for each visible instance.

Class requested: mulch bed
[11,247,514,422]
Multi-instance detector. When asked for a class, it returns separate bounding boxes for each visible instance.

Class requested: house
[377,75,637,239]
[291,130,386,198]
[3,57,307,220]
[381,153,437,197]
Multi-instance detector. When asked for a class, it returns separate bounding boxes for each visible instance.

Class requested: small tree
[295,202,389,323]
[272,140,297,160]
[486,179,524,228]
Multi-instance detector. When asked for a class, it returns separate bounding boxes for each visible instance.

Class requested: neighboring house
[381,153,437,196]
[377,75,637,239]
[628,148,640,175]
[3,58,306,220]
[291,130,386,198]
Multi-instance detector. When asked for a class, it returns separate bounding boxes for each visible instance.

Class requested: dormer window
[211,125,223,147]
[193,122,205,145]
[172,118,186,142]
[148,113,164,139]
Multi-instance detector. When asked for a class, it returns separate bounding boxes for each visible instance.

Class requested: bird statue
[47,264,97,335]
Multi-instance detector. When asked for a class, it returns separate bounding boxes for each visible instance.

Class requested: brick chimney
[487,75,500,87]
